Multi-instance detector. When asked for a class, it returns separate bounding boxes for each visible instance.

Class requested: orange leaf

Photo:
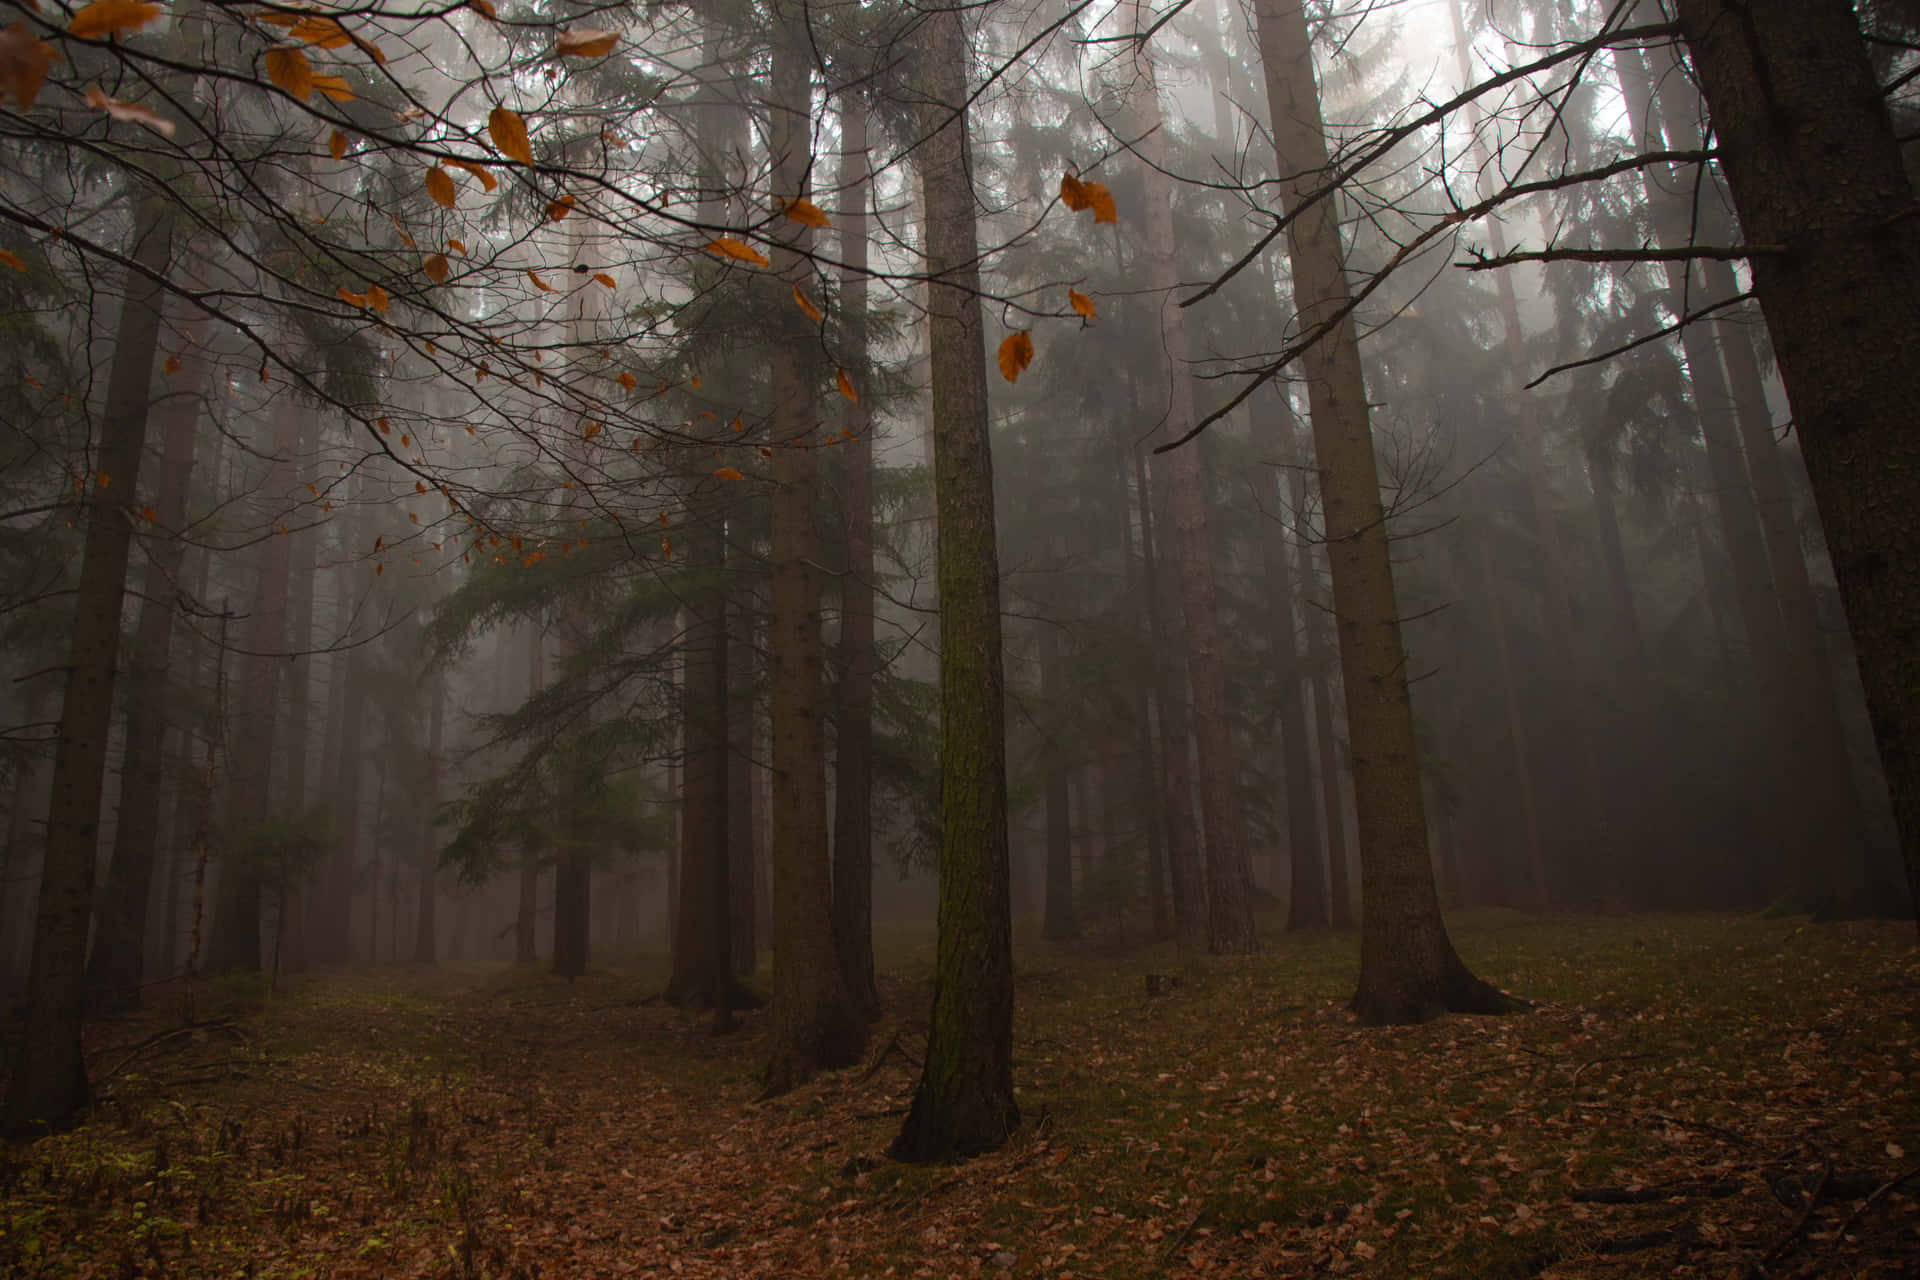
[366,283,388,313]
[310,73,352,102]
[141,504,155,522]
[0,249,23,272]
[793,283,822,322]
[836,369,857,402]
[997,330,1034,383]
[447,158,496,191]
[328,128,347,159]
[83,85,173,136]
[592,272,616,289]
[545,195,574,222]
[468,0,497,19]
[424,165,457,208]
[1086,183,1118,223]
[389,212,414,246]
[377,416,391,433]
[423,253,448,283]
[265,46,313,100]
[488,105,532,164]
[0,24,59,111]
[703,237,767,266]
[556,27,617,57]
[415,480,426,494]
[67,0,161,39]
[616,372,636,389]
[527,268,554,292]
[163,354,181,374]
[783,198,830,229]
[1068,287,1096,319]
[337,285,367,307]
[712,467,744,480]
[447,238,466,256]
[375,561,383,575]
[1059,172,1092,211]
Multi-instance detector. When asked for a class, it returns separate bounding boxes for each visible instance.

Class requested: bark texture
[1673,0,1920,923]
[890,0,1018,1161]
[1251,0,1514,1020]
[4,206,174,1136]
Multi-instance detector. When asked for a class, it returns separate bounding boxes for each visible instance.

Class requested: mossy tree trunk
[890,0,1018,1162]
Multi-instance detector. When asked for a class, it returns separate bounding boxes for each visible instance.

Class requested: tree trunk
[1127,26,1257,955]
[1137,444,1207,948]
[1254,410,1326,931]
[205,418,297,976]
[411,676,443,965]
[86,314,208,1010]
[728,590,757,977]
[1287,464,1353,928]
[666,524,730,1008]
[1674,0,1920,923]
[762,8,865,1095]
[1116,452,1171,942]
[831,93,881,1019]
[1250,0,1514,1021]
[890,0,1018,1161]
[277,410,320,975]
[1039,622,1079,942]
[3,204,174,1136]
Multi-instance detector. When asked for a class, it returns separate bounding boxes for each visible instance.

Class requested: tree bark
[1673,0,1920,923]
[3,204,174,1137]
[1254,410,1327,931]
[831,93,881,1019]
[890,0,1018,1161]
[1250,0,1514,1021]
[762,7,865,1095]
[1126,25,1257,955]
[1039,621,1079,942]
[411,675,443,965]
[86,314,208,1009]
[1287,464,1353,928]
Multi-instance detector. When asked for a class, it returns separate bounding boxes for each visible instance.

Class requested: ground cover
[1,912,1915,1278]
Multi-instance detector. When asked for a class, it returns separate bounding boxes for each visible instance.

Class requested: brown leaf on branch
[997,331,1034,383]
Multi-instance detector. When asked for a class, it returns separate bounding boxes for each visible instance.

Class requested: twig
[1570,1178,1742,1204]
[855,1030,922,1084]
[1821,1161,1920,1264]
[1747,1155,1832,1278]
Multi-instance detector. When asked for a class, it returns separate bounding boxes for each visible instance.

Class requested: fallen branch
[1570,1178,1742,1204]
[1747,1155,1832,1278]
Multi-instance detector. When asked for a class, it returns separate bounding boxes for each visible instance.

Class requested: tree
[890,0,1019,1163]
[762,3,865,1094]
[1673,0,1920,923]
[1246,0,1515,1022]
[3,201,174,1136]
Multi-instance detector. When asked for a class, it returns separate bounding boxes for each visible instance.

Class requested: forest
[1,0,1918,1274]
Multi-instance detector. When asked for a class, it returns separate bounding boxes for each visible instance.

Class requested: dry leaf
[1068,287,1096,319]
[703,237,767,267]
[997,330,1034,383]
[836,369,857,402]
[0,249,23,272]
[67,0,161,39]
[793,283,822,322]
[0,23,58,110]
[556,27,617,57]
[83,85,174,136]
[545,195,574,222]
[265,46,313,100]
[488,105,531,165]
[423,253,448,283]
[783,198,830,229]
[527,268,554,292]
[712,467,744,480]
[328,128,347,159]
[447,158,496,191]
[592,272,616,289]
[310,73,352,102]
[424,166,457,208]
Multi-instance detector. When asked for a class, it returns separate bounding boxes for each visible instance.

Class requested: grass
[1,911,1916,1278]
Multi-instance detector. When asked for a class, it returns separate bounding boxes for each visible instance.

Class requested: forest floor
[1,912,1916,1279]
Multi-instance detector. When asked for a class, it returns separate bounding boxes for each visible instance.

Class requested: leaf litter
[1,913,1915,1278]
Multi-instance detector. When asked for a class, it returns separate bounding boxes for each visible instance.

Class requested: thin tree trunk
[1251,0,1513,1021]
[1137,444,1206,948]
[1287,451,1353,927]
[277,409,319,974]
[86,315,209,1009]
[5,205,175,1135]
[762,8,864,1095]
[411,676,443,965]
[1039,622,1079,942]
[1254,411,1327,930]
[890,0,1018,1161]
[727,590,757,976]
[831,93,882,1019]
[1126,24,1256,954]
[1116,451,1170,942]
